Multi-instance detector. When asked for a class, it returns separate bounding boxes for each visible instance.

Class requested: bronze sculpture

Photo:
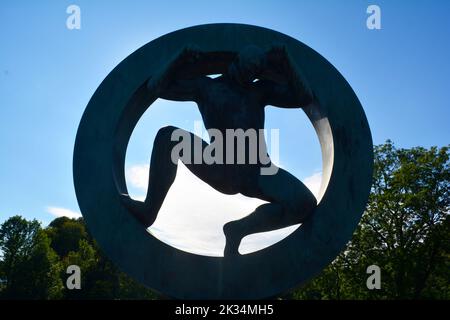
[73,24,373,299]
[120,44,317,256]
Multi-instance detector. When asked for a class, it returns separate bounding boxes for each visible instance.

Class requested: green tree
[55,219,158,299]
[62,239,98,299]
[294,141,450,299]
[0,216,63,299]
[46,217,88,257]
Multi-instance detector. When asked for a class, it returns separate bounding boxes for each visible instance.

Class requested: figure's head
[228,45,266,86]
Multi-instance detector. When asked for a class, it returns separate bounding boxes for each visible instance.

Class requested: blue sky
[1,1,449,255]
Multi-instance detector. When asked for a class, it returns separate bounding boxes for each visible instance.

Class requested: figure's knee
[153,126,181,153]
[151,126,182,165]
[155,125,178,143]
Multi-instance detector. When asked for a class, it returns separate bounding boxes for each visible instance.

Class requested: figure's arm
[258,45,313,108]
[257,80,310,108]
[157,76,209,102]
[147,44,208,102]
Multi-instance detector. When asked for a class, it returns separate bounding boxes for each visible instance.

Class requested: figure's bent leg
[122,125,230,227]
[121,126,182,227]
[223,167,317,256]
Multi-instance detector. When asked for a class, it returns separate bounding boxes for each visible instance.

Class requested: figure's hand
[257,44,290,83]
[146,43,203,95]
[268,43,286,54]
[180,43,202,64]
[170,43,203,71]
[265,43,313,104]
[266,43,288,64]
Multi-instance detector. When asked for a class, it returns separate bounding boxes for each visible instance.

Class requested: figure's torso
[195,77,270,195]
[197,77,265,133]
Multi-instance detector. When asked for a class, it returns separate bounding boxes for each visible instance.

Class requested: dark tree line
[0,141,448,299]
[0,216,158,299]
[293,141,449,299]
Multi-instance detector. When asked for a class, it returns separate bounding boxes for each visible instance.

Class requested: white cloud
[126,164,150,190]
[46,206,82,219]
[125,163,321,257]
[303,171,322,200]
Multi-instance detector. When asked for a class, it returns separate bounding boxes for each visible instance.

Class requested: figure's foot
[120,194,155,228]
[223,221,243,257]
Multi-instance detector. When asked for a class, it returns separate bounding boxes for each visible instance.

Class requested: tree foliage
[0,216,63,299]
[0,141,448,299]
[294,141,449,299]
[46,217,88,257]
[0,216,158,299]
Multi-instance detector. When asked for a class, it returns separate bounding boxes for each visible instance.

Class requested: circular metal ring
[73,23,373,299]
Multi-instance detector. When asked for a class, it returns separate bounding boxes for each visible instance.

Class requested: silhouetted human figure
[121,44,317,256]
